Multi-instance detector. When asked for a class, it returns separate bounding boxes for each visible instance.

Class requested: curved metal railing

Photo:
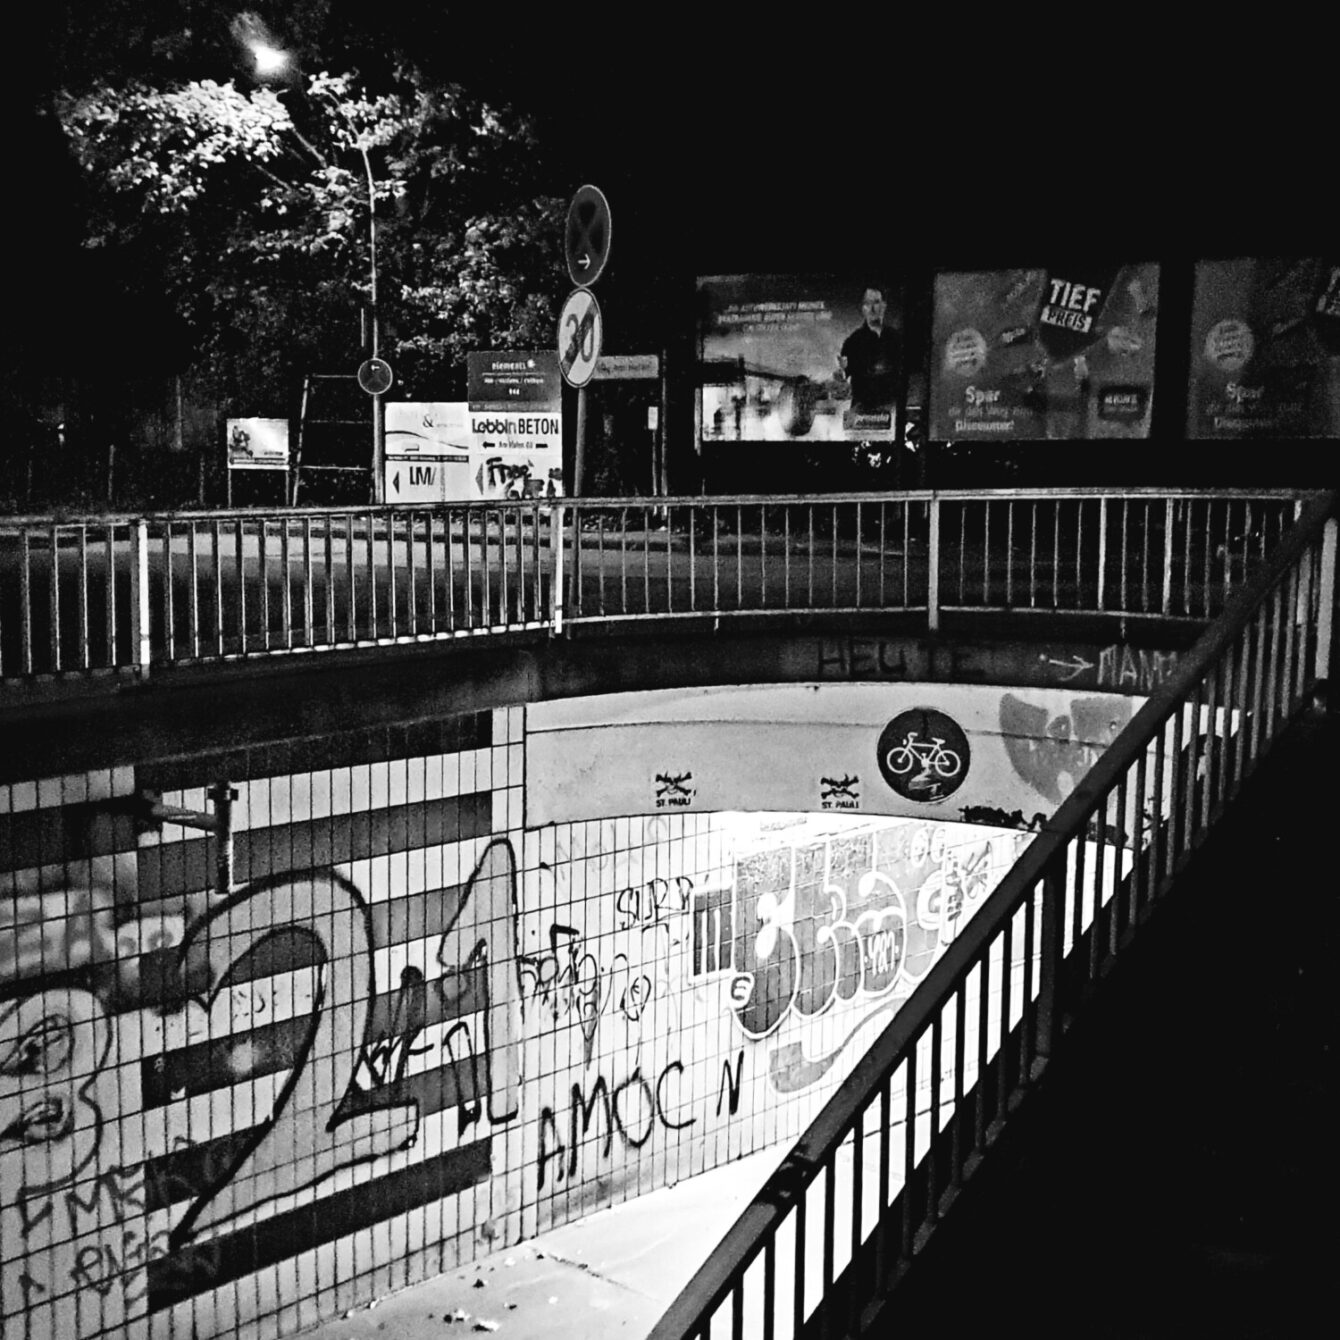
[647,490,1337,1340]
[0,488,1313,683]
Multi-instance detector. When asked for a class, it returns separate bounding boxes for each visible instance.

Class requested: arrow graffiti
[1038,652,1096,682]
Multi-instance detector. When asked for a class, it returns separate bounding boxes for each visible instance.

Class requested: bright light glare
[250,41,290,77]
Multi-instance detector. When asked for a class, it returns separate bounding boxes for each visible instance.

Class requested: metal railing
[0,489,1312,682]
[648,489,1338,1340]
[0,502,556,679]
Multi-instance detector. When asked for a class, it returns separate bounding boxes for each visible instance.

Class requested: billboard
[1187,257,1340,439]
[467,351,561,411]
[698,275,903,442]
[226,417,289,470]
[385,402,562,502]
[929,264,1160,441]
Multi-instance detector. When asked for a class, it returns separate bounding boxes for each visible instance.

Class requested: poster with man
[929,264,1160,441]
[698,275,903,442]
[1186,257,1340,438]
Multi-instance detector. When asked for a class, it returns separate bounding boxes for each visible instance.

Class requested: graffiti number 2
[169,872,419,1247]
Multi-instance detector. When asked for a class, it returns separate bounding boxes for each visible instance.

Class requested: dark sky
[446,15,1328,276]
[9,6,1327,366]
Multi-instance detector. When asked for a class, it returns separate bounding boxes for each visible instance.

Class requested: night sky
[7,7,1327,373]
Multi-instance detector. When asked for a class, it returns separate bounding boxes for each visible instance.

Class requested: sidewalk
[295,1146,786,1340]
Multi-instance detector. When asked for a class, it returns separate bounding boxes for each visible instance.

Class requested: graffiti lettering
[715,1051,745,1118]
[536,1061,696,1190]
[1097,644,1180,693]
[519,920,677,1063]
[615,876,694,927]
[722,825,1002,1041]
[817,638,981,682]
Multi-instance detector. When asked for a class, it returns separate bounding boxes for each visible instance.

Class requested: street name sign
[558,289,603,388]
[593,353,660,381]
[565,185,611,288]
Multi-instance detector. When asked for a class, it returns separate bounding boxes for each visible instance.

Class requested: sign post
[358,356,394,503]
[558,288,603,494]
[560,185,611,498]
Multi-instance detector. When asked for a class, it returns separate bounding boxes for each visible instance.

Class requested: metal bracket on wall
[130,781,238,900]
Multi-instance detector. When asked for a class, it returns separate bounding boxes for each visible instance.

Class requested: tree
[61,61,564,395]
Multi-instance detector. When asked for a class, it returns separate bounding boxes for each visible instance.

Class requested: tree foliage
[57,49,566,412]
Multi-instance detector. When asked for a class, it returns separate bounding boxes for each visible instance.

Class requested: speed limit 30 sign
[558,288,602,388]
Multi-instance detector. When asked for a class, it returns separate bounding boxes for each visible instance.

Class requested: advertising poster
[467,350,561,411]
[698,275,903,443]
[1187,257,1340,439]
[929,264,1160,441]
[225,417,289,470]
[385,402,562,502]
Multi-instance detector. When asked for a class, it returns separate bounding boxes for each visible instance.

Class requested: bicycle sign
[876,708,971,803]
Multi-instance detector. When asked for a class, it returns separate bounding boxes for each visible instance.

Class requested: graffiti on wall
[0,838,522,1334]
[1000,692,1135,804]
[688,820,1015,1094]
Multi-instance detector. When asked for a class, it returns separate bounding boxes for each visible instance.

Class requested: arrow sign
[558,289,602,388]
[565,185,611,288]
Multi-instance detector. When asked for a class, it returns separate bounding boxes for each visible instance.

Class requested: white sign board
[226,418,289,471]
[384,456,471,503]
[385,402,562,501]
[385,402,472,458]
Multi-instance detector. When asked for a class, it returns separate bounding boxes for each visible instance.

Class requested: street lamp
[239,23,386,502]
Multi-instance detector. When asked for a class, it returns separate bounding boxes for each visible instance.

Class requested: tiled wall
[1,706,1022,1340]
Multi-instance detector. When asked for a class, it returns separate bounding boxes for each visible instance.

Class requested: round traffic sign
[558,289,603,388]
[565,184,611,288]
[357,357,394,395]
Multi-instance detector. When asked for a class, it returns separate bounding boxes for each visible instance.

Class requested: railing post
[550,503,566,635]
[1097,497,1108,611]
[1161,497,1175,616]
[131,518,151,676]
[1034,863,1065,1065]
[927,495,941,632]
[1315,516,1337,700]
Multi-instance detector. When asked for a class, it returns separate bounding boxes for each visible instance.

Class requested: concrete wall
[0,680,1141,1339]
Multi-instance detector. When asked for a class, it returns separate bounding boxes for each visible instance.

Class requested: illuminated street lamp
[238,19,386,502]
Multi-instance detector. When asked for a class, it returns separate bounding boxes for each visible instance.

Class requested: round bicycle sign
[558,288,603,388]
[876,707,971,803]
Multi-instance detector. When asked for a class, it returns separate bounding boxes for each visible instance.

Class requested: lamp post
[242,30,385,501]
[356,140,386,503]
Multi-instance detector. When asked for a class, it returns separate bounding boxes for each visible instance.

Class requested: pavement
[293,1146,787,1340]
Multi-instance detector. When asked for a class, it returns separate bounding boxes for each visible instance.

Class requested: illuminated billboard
[929,264,1160,441]
[1187,257,1340,438]
[698,275,903,443]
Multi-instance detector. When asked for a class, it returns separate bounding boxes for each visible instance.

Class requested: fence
[647,490,1337,1340]
[0,489,1311,683]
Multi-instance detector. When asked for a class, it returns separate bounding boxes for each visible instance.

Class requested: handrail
[0,488,1321,683]
[649,489,1338,1340]
[0,485,1313,527]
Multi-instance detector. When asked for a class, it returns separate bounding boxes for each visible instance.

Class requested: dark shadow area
[883,707,1338,1337]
